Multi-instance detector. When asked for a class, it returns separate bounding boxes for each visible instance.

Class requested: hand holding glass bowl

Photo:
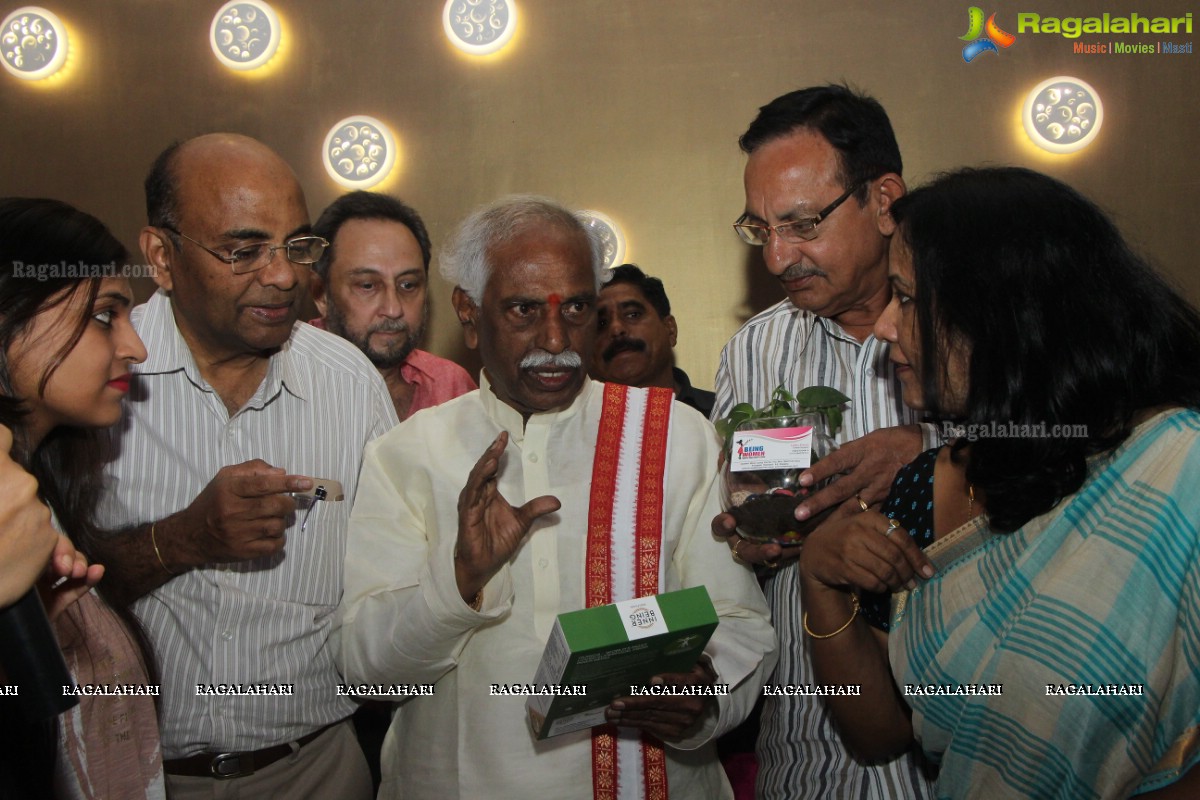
[717,387,848,547]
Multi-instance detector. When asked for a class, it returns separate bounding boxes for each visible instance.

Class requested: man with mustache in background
[589,264,715,418]
[311,191,476,422]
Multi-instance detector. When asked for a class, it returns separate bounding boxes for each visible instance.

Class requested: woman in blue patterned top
[795,167,1200,799]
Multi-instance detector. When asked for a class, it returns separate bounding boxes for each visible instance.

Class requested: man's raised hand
[454,433,561,604]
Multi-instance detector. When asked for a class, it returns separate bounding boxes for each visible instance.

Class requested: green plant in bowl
[717,385,850,547]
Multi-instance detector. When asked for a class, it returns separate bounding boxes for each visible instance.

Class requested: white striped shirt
[98,291,398,758]
[712,299,938,800]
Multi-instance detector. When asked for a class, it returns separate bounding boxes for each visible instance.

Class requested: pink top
[307,318,476,419]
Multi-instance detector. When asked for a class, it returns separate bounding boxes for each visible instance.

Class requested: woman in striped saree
[795,167,1200,799]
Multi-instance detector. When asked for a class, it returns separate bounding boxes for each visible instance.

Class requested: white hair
[439,194,605,303]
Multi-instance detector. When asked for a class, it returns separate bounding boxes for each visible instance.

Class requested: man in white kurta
[336,196,776,800]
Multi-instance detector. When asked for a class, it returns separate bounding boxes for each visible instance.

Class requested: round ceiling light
[1,7,68,80]
[210,1,281,71]
[443,0,517,56]
[1023,76,1104,154]
[579,210,626,270]
[322,116,397,189]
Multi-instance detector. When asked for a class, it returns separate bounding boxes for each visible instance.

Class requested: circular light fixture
[322,116,397,190]
[1023,76,1103,154]
[210,1,280,71]
[579,210,626,270]
[443,0,517,56]
[1,6,68,81]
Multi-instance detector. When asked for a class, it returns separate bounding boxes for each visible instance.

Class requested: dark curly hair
[891,167,1200,532]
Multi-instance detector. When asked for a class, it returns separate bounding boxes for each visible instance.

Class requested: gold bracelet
[803,593,860,639]
[467,590,483,612]
[151,522,176,575]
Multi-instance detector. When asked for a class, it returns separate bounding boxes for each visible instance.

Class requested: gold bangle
[151,522,176,575]
[467,590,483,612]
[803,594,860,639]
[731,538,746,564]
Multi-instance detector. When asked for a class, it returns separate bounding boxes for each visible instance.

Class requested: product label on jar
[729,426,814,472]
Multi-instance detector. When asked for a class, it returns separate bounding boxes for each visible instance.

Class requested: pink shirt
[400,348,477,418]
[308,318,476,419]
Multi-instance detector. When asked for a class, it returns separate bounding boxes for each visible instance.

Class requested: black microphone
[0,588,78,720]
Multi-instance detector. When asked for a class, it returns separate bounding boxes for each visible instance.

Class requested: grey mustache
[781,265,825,281]
[520,350,583,369]
[369,319,410,334]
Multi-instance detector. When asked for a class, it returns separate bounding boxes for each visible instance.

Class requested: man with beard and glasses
[312,191,476,421]
[589,264,715,418]
[335,195,775,800]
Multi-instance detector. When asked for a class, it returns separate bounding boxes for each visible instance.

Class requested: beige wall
[2,0,1196,387]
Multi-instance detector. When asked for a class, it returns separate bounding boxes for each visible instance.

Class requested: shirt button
[538,559,549,569]
[866,368,875,377]
[221,630,233,641]
[528,453,539,463]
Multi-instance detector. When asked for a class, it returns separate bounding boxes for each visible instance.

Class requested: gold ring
[883,518,900,538]
[856,493,869,512]
[764,559,780,569]
[732,538,745,563]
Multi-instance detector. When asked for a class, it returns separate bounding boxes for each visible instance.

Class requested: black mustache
[602,338,646,362]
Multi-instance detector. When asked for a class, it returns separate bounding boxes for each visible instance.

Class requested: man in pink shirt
[311,192,476,420]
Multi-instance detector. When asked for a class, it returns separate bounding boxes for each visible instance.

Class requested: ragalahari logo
[961,7,1017,62]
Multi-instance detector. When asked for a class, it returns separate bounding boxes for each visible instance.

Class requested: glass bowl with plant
[715,385,850,547]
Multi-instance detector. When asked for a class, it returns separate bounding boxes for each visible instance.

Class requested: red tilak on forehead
[547,293,562,308]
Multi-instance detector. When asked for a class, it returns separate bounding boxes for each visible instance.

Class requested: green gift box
[526,585,718,739]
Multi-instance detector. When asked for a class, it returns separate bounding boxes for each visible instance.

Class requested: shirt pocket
[252,496,348,609]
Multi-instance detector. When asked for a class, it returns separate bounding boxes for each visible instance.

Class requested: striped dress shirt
[98,291,398,758]
[712,299,938,800]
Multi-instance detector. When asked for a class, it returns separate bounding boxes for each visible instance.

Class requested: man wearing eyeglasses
[711,86,939,799]
[93,133,394,799]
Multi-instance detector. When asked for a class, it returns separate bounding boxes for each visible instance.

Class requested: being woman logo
[961,7,1017,61]
[626,604,658,629]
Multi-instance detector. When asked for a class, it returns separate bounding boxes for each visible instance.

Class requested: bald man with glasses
[92,133,395,799]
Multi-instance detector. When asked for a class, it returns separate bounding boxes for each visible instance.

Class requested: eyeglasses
[733,184,861,246]
[163,226,329,275]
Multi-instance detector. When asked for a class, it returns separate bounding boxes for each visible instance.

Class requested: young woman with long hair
[0,197,162,799]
